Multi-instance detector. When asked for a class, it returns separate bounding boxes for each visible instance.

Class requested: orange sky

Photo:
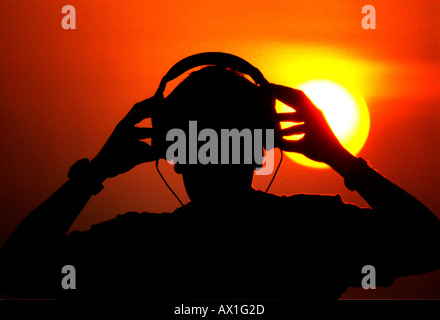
[0,0,439,299]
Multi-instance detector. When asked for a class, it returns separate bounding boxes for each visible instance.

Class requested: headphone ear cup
[260,86,282,150]
[151,99,168,160]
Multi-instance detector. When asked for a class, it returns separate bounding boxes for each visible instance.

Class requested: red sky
[0,0,439,299]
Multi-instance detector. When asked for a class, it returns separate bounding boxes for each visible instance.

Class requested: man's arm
[329,148,437,223]
[273,84,440,278]
[0,98,158,297]
[331,149,439,277]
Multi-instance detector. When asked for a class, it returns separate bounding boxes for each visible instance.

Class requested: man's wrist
[337,157,371,191]
[89,158,110,183]
[68,158,105,195]
[327,148,357,176]
[325,148,372,191]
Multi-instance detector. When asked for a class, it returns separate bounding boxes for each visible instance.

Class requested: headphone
[154,52,271,99]
[151,52,283,205]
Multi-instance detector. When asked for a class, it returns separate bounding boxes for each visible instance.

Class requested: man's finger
[280,123,305,136]
[133,141,158,163]
[121,97,159,126]
[276,112,303,122]
[132,127,154,140]
[279,139,304,154]
[271,84,313,112]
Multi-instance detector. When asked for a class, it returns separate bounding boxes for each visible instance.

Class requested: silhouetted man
[1,66,439,299]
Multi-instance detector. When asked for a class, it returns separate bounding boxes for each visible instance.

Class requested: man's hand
[90,97,159,180]
[272,84,355,170]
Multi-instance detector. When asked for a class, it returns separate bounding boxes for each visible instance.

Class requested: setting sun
[276,80,370,169]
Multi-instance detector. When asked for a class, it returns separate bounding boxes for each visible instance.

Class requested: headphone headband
[154,52,270,99]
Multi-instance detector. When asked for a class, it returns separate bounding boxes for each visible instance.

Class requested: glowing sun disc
[277,80,370,169]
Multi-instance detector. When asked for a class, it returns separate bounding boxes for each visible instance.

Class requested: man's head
[158,66,274,203]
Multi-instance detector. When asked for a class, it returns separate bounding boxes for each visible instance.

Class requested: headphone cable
[156,147,283,206]
[155,159,184,207]
[265,148,283,193]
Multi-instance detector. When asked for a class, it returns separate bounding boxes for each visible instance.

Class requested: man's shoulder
[66,211,172,240]
[253,191,367,224]
[66,192,360,239]
[257,190,347,208]
[97,210,171,225]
